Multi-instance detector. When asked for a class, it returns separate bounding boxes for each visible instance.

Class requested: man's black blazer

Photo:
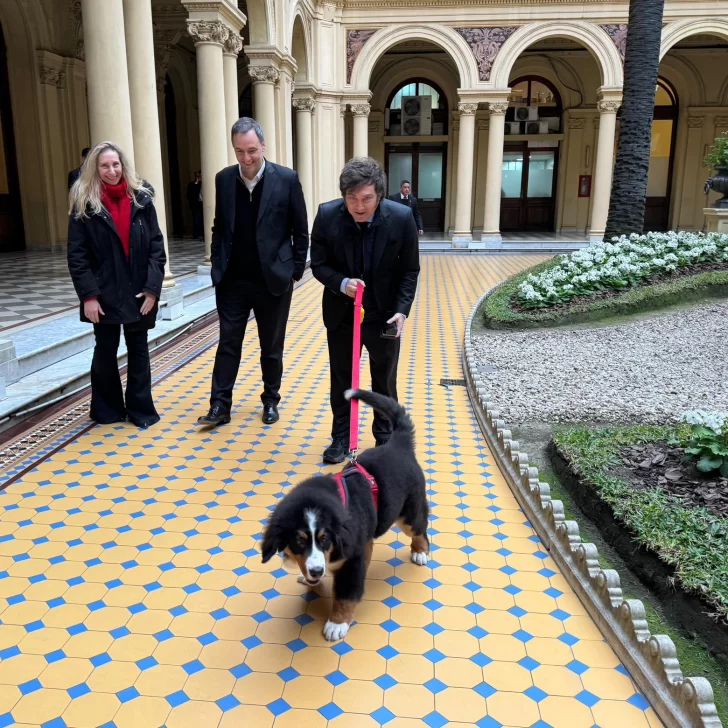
[388,193,424,231]
[68,167,81,190]
[210,161,308,294]
[310,198,420,331]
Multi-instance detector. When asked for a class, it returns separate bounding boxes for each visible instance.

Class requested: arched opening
[0,20,24,252]
[164,74,184,238]
[239,84,253,119]
[644,78,679,232]
[501,75,563,232]
[384,77,450,232]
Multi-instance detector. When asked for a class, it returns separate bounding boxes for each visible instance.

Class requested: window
[390,82,440,110]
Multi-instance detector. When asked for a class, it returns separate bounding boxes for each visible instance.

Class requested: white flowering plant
[517,231,728,309]
[679,410,728,476]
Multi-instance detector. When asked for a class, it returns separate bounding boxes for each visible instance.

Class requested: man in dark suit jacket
[67,147,91,190]
[311,158,420,463]
[197,117,308,427]
[388,180,424,235]
[186,170,203,239]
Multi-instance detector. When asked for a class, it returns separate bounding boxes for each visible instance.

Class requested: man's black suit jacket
[310,198,420,331]
[68,167,81,190]
[388,193,424,231]
[210,161,308,294]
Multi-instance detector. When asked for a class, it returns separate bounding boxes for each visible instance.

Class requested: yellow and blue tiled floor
[0,255,664,727]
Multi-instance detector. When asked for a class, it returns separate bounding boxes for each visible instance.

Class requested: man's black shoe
[197,406,231,427]
[262,403,279,425]
[323,437,349,464]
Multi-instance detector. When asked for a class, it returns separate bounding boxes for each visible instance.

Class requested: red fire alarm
[578,175,592,197]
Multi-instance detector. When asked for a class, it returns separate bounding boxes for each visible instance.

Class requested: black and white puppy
[261,389,430,641]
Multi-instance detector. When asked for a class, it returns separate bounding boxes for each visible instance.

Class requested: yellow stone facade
[0,1,727,258]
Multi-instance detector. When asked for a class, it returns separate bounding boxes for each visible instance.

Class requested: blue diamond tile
[424,623,444,636]
[136,656,158,671]
[470,652,492,667]
[333,642,353,656]
[325,671,348,687]
[513,629,534,643]
[0,714,13,728]
[550,609,571,621]
[243,635,262,650]
[500,565,516,576]
[267,698,291,717]
[166,690,190,707]
[423,712,448,728]
[503,584,521,596]
[182,660,205,675]
[567,660,589,675]
[575,690,600,707]
[474,681,496,699]
[216,694,240,712]
[467,625,488,639]
[525,686,548,702]
[117,686,140,703]
[370,706,396,724]
[508,606,527,618]
[465,603,485,615]
[374,674,397,690]
[278,667,300,682]
[377,645,399,660]
[559,633,579,647]
[44,649,65,664]
[628,693,650,710]
[67,683,91,699]
[423,678,447,694]
[380,619,400,633]
[518,656,541,671]
[544,587,563,598]
[230,663,252,679]
[90,653,111,668]
[423,649,446,664]
[423,599,443,611]
[382,596,401,609]
[19,678,42,695]
[319,703,344,720]
[110,626,130,640]
[197,632,217,646]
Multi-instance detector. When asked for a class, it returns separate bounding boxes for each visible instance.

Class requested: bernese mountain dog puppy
[261,389,429,641]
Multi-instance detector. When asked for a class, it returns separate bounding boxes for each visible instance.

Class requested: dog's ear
[261,522,284,563]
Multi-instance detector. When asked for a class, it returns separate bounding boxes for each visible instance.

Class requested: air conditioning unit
[504,122,521,135]
[401,95,432,136]
[514,105,538,122]
[526,121,550,135]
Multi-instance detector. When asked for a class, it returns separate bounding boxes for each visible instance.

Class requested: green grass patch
[481,260,728,330]
[552,425,728,620]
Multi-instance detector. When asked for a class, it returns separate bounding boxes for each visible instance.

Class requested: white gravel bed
[471,301,728,426]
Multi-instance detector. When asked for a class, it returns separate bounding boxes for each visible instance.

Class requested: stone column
[187,19,229,271]
[340,103,347,167]
[452,102,478,248]
[223,32,243,165]
[678,116,706,230]
[352,104,370,158]
[123,0,177,306]
[482,100,509,248]
[279,64,295,168]
[293,97,315,221]
[81,0,135,159]
[588,99,620,243]
[249,66,280,163]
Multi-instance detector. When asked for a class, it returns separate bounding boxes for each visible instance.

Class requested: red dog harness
[333,462,379,512]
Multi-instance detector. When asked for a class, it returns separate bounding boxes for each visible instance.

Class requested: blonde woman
[67,141,166,428]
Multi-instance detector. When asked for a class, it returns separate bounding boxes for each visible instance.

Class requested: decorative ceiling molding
[454,27,518,82]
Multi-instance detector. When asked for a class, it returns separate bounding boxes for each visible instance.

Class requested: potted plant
[704,131,728,208]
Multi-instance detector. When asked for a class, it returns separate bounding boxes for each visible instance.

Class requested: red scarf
[101,179,132,260]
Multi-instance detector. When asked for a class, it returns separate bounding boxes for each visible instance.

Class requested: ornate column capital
[568,118,585,130]
[340,104,348,117]
[293,97,315,113]
[39,67,66,89]
[458,102,478,116]
[597,99,621,114]
[223,33,243,57]
[186,19,229,46]
[249,66,280,85]
[488,101,509,116]
[351,103,371,117]
[154,28,184,93]
[715,117,728,127]
[688,116,706,129]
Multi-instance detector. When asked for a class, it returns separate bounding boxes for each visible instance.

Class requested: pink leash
[349,282,364,457]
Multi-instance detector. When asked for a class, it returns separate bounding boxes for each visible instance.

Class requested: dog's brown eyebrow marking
[317,529,326,540]
[297,530,309,540]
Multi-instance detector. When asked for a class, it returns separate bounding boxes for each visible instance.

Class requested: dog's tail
[344,389,414,446]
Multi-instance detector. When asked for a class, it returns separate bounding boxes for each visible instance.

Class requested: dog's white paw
[297,574,306,584]
[411,551,428,566]
[323,620,350,642]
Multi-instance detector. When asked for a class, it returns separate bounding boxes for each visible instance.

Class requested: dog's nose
[309,566,324,579]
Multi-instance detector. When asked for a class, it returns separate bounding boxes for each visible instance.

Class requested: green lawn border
[480,258,728,330]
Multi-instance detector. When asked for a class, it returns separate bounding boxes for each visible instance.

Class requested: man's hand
[387,312,406,338]
[136,292,157,316]
[345,278,366,298]
[84,299,105,324]
[418,230,424,236]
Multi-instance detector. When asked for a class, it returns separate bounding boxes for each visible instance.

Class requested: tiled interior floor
[0,239,205,331]
[0,255,663,728]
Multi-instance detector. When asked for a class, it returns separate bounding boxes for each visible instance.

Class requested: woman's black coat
[67,187,167,329]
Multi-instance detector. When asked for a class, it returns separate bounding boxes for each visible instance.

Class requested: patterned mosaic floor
[0,255,664,728]
[0,239,204,332]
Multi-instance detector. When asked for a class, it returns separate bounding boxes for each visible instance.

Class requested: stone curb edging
[462,279,722,728]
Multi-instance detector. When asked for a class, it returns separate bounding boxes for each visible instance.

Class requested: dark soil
[617,442,728,518]
[510,260,728,314]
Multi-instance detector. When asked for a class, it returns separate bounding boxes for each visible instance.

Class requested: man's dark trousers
[327,318,400,441]
[210,273,293,412]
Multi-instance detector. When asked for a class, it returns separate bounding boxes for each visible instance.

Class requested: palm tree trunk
[604,0,666,238]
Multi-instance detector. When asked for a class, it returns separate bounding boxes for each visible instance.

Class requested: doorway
[0,22,24,252]
[386,143,447,231]
[500,143,558,231]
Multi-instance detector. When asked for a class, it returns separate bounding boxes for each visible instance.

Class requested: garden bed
[481,231,728,330]
[549,425,728,667]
